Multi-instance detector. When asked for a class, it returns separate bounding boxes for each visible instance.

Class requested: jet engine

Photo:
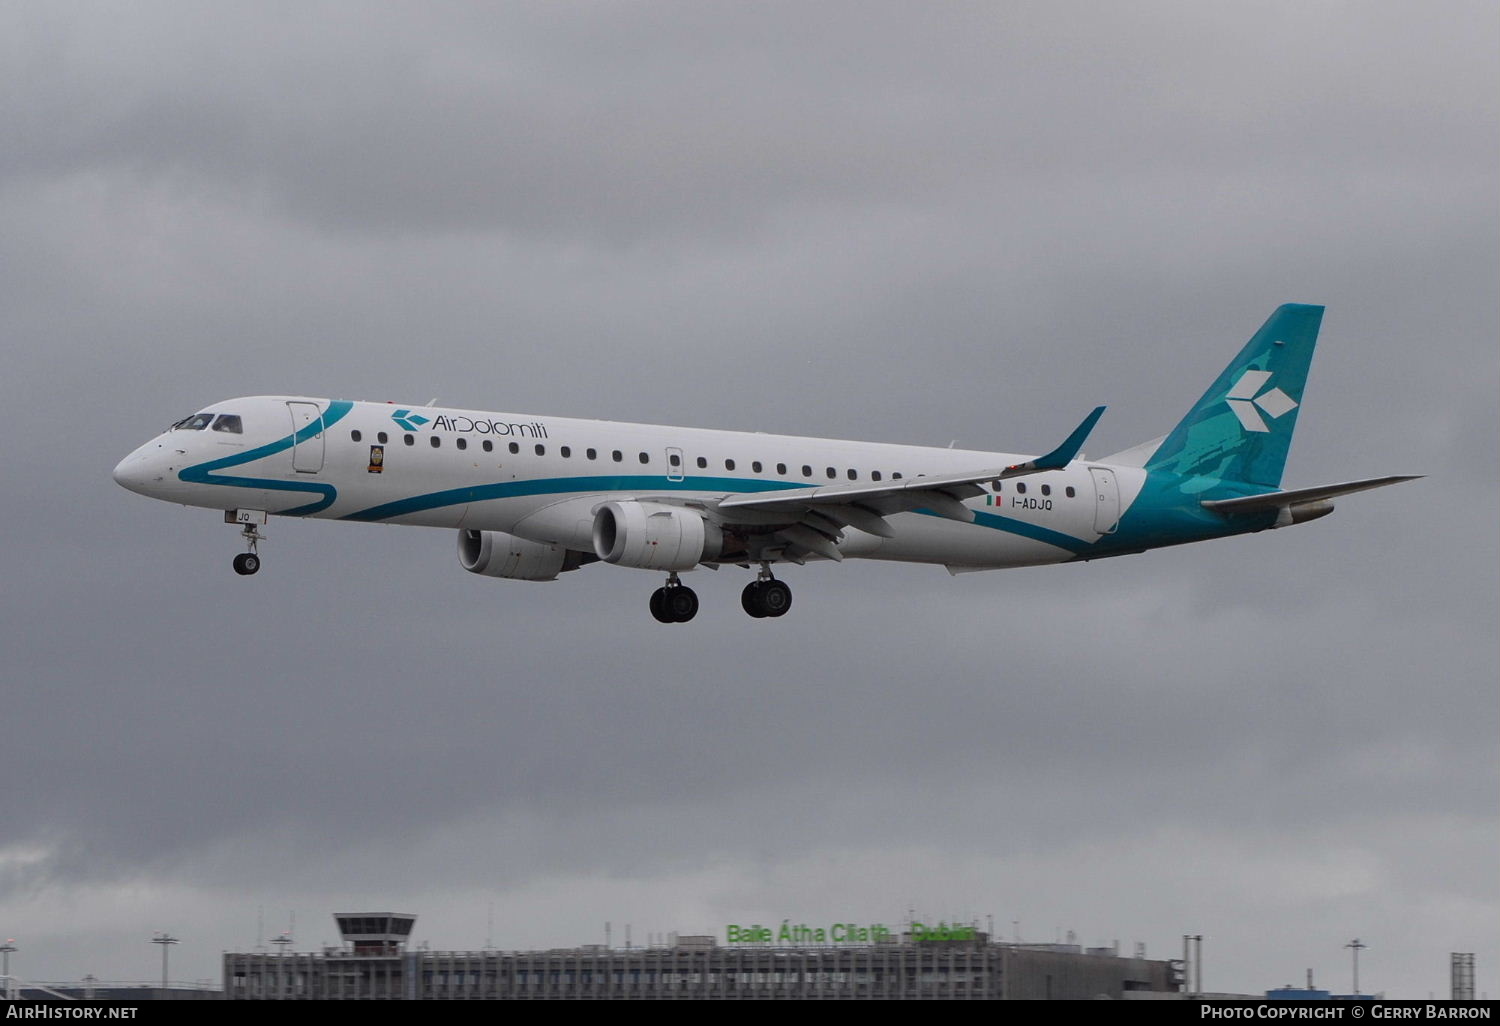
[591,501,723,571]
[457,529,589,581]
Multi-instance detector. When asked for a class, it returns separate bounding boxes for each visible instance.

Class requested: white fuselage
[114,396,1146,572]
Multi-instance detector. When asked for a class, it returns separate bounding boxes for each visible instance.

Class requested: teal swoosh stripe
[969,509,1089,553]
[341,475,803,522]
[177,400,353,515]
[344,472,1092,553]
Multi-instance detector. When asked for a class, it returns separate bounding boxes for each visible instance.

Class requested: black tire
[760,579,792,617]
[649,587,673,623]
[233,552,260,576]
[666,586,699,623]
[741,581,768,618]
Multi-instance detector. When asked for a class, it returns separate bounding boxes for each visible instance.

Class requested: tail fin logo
[1225,370,1298,433]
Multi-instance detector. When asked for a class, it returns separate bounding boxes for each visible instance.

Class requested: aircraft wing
[708,408,1106,550]
[1200,475,1421,515]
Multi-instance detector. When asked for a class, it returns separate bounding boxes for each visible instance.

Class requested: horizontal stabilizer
[1201,475,1422,515]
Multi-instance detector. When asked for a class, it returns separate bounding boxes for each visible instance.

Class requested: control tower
[333,913,416,956]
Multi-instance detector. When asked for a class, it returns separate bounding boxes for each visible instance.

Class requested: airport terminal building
[224,914,1182,1000]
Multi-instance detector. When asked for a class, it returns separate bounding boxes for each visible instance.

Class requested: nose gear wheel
[232,522,263,576]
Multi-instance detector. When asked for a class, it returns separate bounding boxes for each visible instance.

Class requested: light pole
[1345,938,1366,995]
[152,932,178,991]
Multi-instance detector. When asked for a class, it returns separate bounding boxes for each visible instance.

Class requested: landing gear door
[1089,466,1120,535]
[287,401,326,474]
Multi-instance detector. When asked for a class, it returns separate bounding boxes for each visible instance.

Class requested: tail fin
[1145,303,1323,489]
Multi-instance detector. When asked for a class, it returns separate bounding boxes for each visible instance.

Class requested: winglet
[1010,406,1106,473]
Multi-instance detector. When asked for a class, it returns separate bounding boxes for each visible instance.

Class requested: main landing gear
[741,566,792,619]
[648,568,794,623]
[650,573,699,623]
[232,521,263,576]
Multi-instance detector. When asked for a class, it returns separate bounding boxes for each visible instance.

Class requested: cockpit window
[211,414,243,434]
[172,413,214,431]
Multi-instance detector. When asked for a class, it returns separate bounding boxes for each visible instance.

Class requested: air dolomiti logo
[390,407,551,438]
[390,409,429,431]
[1225,370,1297,433]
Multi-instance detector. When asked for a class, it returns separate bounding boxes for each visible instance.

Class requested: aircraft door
[1089,466,1120,534]
[665,447,685,482]
[287,402,326,474]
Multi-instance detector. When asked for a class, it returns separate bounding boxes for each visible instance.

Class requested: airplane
[113,304,1417,622]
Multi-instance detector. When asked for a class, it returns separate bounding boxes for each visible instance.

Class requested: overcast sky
[2,1,1495,999]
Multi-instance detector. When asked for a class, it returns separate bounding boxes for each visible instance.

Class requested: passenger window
[847,469,857,480]
[509,442,520,454]
[378,431,388,444]
[404,434,415,446]
[892,472,903,480]
[826,467,836,479]
[696,456,707,469]
[872,471,882,481]
[638,452,649,464]
[991,481,1001,492]
[725,459,736,471]
[351,429,362,442]
[670,453,682,467]
[1016,482,1026,494]
[1065,486,1076,498]
[534,444,545,456]
[430,436,441,448]
[612,451,622,462]
[802,465,813,477]
[752,461,762,473]
[483,440,493,452]
[560,446,571,458]
[586,448,597,460]
[777,463,787,475]
[213,415,243,434]
[456,438,467,450]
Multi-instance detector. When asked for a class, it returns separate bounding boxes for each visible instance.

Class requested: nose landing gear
[231,520,263,576]
[649,573,699,623]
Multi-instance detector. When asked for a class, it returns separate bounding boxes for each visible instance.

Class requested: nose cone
[112,452,148,494]
[113,444,166,497]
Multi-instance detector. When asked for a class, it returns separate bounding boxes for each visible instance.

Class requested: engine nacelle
[591,501,722,571]
[458,529,586,581]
